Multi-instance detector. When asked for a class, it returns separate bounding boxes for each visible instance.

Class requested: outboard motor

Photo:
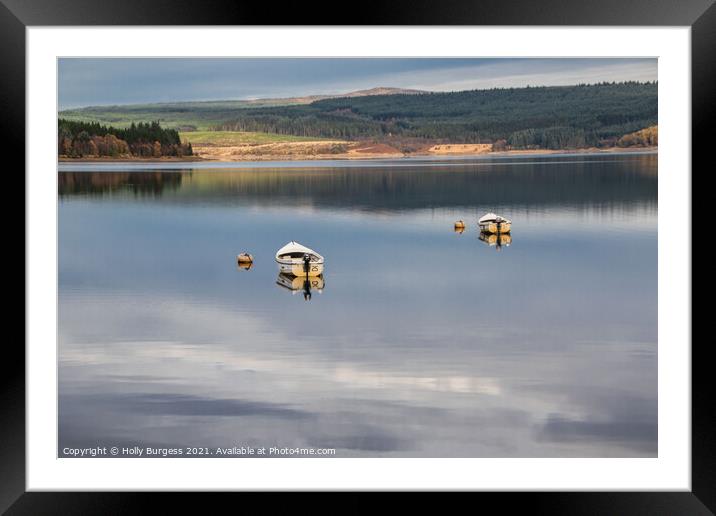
[302,253,311,274]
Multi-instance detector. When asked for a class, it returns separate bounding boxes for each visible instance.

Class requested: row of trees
[617,125,658,147]
[214,82,657,149]
[58,120,192,158]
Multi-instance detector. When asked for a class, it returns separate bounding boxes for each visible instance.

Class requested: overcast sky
[58,58,657,110]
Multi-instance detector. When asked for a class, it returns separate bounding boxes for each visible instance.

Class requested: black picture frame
[5,0,712,512]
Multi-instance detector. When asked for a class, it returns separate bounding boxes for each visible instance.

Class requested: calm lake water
[58,153,657,457]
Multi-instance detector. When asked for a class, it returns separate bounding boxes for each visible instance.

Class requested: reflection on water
[276,273,325,301]
[59,154,657,212]
[58,170,183,197]
[58,153,657,457]
[479,231,512,250]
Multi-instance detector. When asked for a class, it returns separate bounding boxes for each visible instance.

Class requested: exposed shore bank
[59,155,205,163]
[59,145,657,164]
[185,140,658,161]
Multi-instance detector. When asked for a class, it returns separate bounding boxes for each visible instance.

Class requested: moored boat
[275,241,325,276]
[478,212,512,234]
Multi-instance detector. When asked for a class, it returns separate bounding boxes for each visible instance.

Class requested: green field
[60,110,236,131]
[59,99,314,131]
[179,131,326,145]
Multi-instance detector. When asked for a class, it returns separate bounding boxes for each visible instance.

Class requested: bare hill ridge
[59,86,429,130]
[62,86,427,111]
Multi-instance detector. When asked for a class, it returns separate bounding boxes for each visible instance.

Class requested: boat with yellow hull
[275,241,325,277]
[478,213,512,234]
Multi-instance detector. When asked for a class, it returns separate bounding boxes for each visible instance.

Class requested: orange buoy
[237,253,253,264]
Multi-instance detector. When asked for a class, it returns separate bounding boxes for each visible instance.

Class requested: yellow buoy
[454,220,466,229]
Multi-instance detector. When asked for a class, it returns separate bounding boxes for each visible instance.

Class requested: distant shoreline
[59,156,205,163]
[475,146,657,158]
[59,146,657,164]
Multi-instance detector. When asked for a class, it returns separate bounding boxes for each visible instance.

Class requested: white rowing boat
[275,241,325,276]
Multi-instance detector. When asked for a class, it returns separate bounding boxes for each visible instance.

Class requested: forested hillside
[215,82,657,149]
[59,82,657,152]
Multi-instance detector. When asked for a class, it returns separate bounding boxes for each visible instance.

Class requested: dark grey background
[5,0,713,512]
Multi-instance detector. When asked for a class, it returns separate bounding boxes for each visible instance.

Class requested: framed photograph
[7,0,712,511]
